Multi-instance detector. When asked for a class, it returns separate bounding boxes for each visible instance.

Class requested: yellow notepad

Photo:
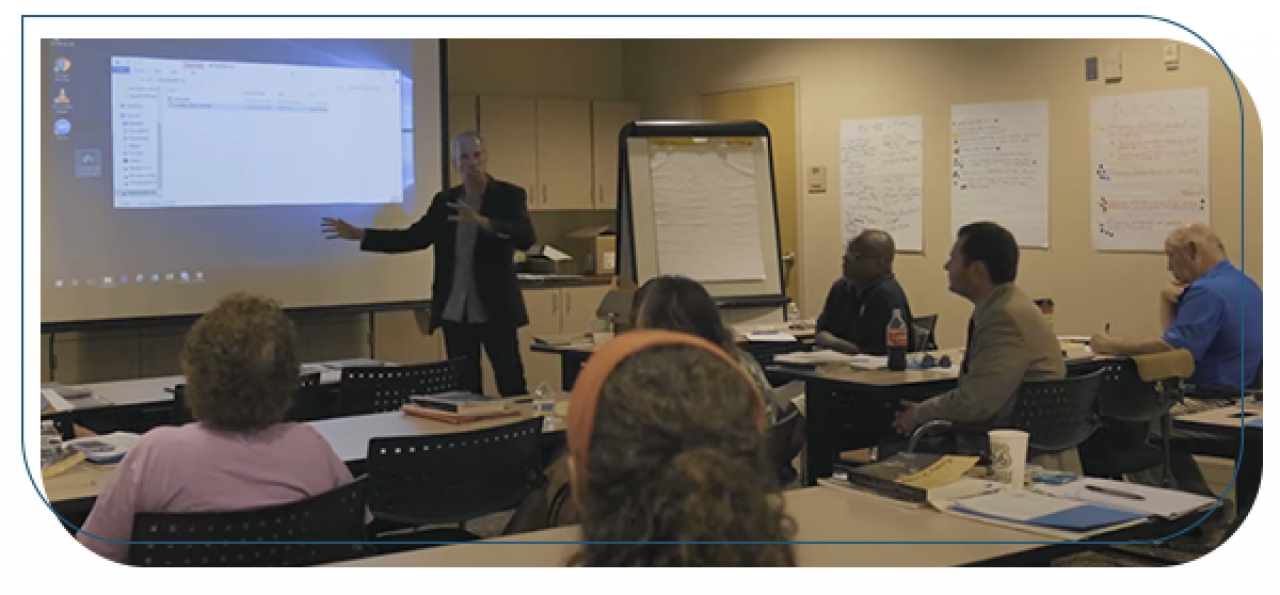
[41,452,86,479]
[896,455,979,490]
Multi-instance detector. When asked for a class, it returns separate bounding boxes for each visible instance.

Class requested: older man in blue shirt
[1092,223,1262,389]
[1091,223,1261,510]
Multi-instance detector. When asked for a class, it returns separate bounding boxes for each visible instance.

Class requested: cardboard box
[567,226,617,275]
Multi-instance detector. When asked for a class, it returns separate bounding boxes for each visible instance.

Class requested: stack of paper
[1032,478,1216,520]
[848,355,889,370]
[774,350,861,365]
[745,330,799,343]
[948,490,1145,532]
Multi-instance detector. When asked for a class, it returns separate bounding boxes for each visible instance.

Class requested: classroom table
[1173,402,1263,531]
[326,484,1196,568]
[768,346,1104,485]
[41,405,565,531]
[39,359,388,436]
[531,322,817,391]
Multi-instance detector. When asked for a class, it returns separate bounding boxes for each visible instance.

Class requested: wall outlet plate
[807,165,827,193]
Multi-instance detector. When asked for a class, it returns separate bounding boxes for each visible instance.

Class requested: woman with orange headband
[566,329,795,566]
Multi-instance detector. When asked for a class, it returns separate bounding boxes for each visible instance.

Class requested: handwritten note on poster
[1090,89,1210,251]
[649,140,767,283]
[840,116,924,252]
[951,101,1050,248]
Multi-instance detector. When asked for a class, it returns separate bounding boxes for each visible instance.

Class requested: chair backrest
[129,476,368,567]
[172,384,191,424]
[365,417,544,526]
[337,358,473,416]
[1087,359,1180,423]
[911,314,939,352]
[1010,370,1103,454]
[286,382,338,423]
[767,405,806,485]
[173,372,325,425]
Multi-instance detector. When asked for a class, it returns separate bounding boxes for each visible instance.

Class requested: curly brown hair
[180,292,301,432]
[572,344,796,566]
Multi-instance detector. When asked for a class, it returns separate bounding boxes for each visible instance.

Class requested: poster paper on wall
[840,116,924,252]
[951,100,1051,248]
[1090,89,1210,251]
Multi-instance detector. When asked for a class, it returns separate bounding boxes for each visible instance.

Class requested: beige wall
[447,39,627,100]
[625,39,1262,349]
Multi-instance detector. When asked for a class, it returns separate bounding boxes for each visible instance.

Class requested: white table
[327,486,1080,567]
[44,406,558,505]
[41,359,389,413]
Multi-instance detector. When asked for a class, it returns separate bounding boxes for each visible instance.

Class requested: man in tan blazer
[894,222,1065,439]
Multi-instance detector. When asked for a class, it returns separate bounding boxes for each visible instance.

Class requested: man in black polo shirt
[815,230,915,355]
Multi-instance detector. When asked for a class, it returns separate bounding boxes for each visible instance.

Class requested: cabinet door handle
[597,184,603,206]
[566,292,572,314]
[551,293,558,315]
[541,184,548,204]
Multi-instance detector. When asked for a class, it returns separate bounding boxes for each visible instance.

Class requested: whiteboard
[1090,89,1210,251]
[620,122,784,303]
[951,100,1050,248]
[840,116,924,252]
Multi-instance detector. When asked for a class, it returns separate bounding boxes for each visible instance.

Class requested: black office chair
[364,417,544,541]
[767,404,807,486]
[909,370,1103,460]
[911,314,939,352]
[1078,359,1183,486]
[337,358,474,417]
[128,476,369,567]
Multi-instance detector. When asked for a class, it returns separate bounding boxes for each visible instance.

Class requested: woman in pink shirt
[76,293,357,564]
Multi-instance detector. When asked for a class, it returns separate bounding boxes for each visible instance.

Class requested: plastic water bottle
[886,309,908,371]
[533,382,557,416]
[40,420,63,469]
[787,301,801,322]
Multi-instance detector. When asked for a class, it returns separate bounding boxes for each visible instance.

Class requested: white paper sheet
[649,141,767,282]
[1090,89,1210,251]
[840,116,924,251]
[951,101,1050,248]
[1033,478,1216,519]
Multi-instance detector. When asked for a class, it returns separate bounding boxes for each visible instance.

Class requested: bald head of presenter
[322,131,536,396]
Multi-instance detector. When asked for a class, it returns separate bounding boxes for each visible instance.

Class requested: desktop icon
[54,57,72,73]
[55,279,64,288]
[55,88,70,104]
[71,279,80,287]
[195,271,204,282]
[120,275,128,285]
[180,271,190,282]
[102,276,112,285]
[136,274,145,283]
[166,273,175,281]
[54,118,72,136]
[151,274,159,282]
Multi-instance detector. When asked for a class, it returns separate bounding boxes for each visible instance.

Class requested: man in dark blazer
[322,131,536,396]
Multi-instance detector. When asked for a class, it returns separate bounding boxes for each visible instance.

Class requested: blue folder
[953,503,1145,532]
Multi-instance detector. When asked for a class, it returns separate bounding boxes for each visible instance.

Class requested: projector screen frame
[39,39,452,334]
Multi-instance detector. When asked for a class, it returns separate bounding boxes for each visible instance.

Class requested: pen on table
[1086,484,1144,500]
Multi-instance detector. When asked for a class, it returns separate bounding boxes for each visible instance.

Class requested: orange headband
[567,329,766,480]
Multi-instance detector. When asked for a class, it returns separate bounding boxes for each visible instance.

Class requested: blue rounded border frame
[17,13,1259,555]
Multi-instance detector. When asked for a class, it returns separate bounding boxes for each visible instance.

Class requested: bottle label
[887,328,908,348]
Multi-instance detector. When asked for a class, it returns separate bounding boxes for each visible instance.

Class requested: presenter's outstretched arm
[325,196,448,254]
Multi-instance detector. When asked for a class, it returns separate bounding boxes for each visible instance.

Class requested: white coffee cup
[988,429,1030,488]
